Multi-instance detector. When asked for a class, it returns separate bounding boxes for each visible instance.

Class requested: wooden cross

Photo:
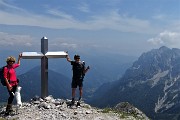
[22,37,67,98]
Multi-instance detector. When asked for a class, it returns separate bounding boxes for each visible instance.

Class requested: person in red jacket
[4,53,22,115]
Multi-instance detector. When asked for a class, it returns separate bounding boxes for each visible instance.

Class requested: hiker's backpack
[72,61,85,78]
[0,66,9,86]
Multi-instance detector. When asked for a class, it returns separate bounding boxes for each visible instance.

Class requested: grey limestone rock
[0,96,149,120]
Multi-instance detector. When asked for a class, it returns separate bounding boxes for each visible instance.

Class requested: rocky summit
[0,96,149,120]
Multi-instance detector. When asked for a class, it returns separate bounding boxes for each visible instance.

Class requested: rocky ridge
[0,96,149,120]
[90,46,180,119]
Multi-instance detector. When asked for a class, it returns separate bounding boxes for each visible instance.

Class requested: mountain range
[0,51,135,102]
[3,46,180,119]
[0,52,135,103]
[89,46,180,120]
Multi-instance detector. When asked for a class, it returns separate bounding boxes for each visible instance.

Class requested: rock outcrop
[0,96,149,120]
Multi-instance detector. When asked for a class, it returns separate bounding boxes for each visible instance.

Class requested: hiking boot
[71,100,75,106]
[5,104,13,115]
[76,102,80,107]
[78,97,82,102]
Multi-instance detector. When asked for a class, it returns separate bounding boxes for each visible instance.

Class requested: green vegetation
[102,107,129,119]
[0,118,6,120]
[102,108,113,113]
[102,107,148,120]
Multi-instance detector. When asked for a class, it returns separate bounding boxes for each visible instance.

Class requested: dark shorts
[71,78,83,88]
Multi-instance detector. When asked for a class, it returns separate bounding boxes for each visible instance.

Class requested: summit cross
[22,37,67,98]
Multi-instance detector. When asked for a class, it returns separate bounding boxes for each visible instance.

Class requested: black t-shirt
[71,61,85,78]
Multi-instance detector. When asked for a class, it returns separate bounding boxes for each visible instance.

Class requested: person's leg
[78,79,83,101]
[6,86,16,114]
[76,87,82,107]
[71,88,76,102]
[8,86,16,104]
[79,87,82,101]
[77,79,83,106]
[5,104,12,115]
[71,79,77,105]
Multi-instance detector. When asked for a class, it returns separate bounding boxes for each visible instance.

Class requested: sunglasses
[9,61,15,63]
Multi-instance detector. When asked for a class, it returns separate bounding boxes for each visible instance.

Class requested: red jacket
[3,64,19,86]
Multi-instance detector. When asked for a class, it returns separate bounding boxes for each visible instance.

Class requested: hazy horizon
[0,0,179,57]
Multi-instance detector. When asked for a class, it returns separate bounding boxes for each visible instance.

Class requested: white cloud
[78,3,90,13]
[47,9,73,20]
[49,38,78,50]
[25,43,32,47]
[0,1,160,34]
[0,0,178,36]
[152,14,167,20]
[147,31,180,48]
[60,42,77,49]
[0,32,34,48]
[86,10,152,33]
[0,0,24,12]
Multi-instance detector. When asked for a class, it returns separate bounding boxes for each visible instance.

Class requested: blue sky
[0,0,179,56]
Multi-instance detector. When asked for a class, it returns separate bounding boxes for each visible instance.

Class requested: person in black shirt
[66,54,90,106]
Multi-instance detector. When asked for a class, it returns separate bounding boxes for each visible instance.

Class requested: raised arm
[66,55,71,62]
[66,52,71,62]
[17,53,22,65]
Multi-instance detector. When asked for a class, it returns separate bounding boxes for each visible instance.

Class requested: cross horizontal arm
[22,52,44,59]
[21,37,68,98]
[45,51,68,58]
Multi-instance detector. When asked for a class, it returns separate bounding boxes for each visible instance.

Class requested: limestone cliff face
[91,46,180,120]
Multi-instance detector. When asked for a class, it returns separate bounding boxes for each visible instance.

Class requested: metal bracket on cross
[22,37,68,98]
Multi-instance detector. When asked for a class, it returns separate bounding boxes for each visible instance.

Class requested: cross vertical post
[22,37,68,98]
[41,37,48,98]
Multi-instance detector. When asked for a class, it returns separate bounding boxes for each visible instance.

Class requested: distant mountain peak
[91,46,180,120]
[158,46,171,53]
[159,46,170,51]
